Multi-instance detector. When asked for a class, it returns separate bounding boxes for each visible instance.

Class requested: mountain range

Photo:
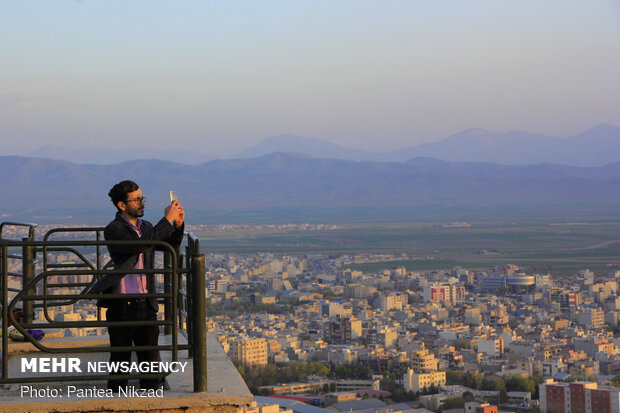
[22,124,620,167]
[232,124,620,166]
[2,152,619,221]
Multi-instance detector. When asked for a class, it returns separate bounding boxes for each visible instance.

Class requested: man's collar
[116,212,142,229]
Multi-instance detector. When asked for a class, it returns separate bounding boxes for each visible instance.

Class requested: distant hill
[25,145,211,165]
[391,128,561,164]
[2,153,620,220]
[233,124,620,166]
[231,134,377,161]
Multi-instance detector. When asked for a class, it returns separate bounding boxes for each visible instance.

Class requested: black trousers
[106,299,161,391]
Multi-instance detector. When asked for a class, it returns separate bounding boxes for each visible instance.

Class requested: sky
[2,0,619,158]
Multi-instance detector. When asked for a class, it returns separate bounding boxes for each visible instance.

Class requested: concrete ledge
[6,335,108,354]
[0,332,253,413]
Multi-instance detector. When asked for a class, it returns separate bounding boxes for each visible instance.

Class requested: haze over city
[2,1,619,159]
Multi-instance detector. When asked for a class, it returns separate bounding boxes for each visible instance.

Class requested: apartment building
[578,308,605,330]
[410,349,439,372]
[539,380,620,413]
[228,337,268,367]
[403,369,446,393]
[325,315,362,344]
[379,293,407,311]
[477,337,504,358]
[366,327,397,349]
[574,337,615,358]
[423,282,466,305]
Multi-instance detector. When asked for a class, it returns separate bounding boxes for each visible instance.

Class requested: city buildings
[45,241,620,411]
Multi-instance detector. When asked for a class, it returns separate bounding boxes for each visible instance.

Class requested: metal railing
[0,223,207,392]
[40,227,107,324]
[0,222,37,324]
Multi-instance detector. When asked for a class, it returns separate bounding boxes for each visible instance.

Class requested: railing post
[186,243,193,358]
[163,252,172,335]
[96,229,102,322]
[22,238,35,324]
[2,244,9,380]
[191,253,207,392]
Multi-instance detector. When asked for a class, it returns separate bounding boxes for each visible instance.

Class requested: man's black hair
[108,180,140,211]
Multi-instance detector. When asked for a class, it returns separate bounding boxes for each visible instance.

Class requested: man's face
[120,188,145,218]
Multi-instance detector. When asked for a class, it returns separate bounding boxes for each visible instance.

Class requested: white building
[477,337,504,357]
[403,369,446,393]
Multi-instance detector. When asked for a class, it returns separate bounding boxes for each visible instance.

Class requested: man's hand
[175,207,185,228]
[164,200,184,225]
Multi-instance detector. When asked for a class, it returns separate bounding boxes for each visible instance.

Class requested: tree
[498,388,507,404]
[323,290,336,300]
[481,377,504,391]
[392,388,406,402]
[307,360,330,376]
[439,396,464,412]
[382,373,397,392]
[238,361,332,389]
[532,375,544,399]
[235,362,246,378]
[256,387,274,396]
[331,361,370,380]
[455,339,470,350]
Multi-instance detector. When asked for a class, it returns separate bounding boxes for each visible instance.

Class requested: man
[89,180,185,391]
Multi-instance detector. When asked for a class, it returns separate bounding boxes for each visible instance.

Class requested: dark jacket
[89,212,185,311]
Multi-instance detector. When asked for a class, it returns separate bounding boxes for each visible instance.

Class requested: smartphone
[169,190,177,203]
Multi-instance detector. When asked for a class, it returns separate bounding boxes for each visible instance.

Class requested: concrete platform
[0,332,253,412]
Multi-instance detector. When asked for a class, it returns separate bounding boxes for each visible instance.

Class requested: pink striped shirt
[114,217,148,294]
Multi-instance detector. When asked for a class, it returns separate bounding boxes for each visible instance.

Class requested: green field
[195,219,620,276]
